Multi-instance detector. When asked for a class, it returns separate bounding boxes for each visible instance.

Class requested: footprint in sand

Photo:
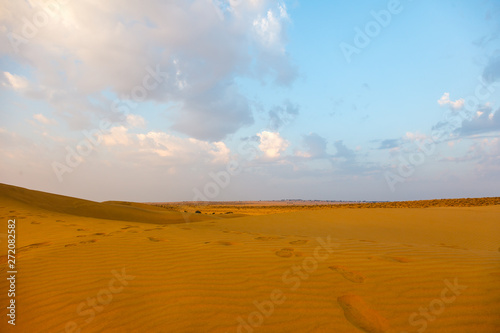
[18,242,52,252]
[65,243,77,247]
[275,248,295,258]
[329,265,365,283]
[147,237,168,242]
[77,228,90,232]
[255,236,282,241]
[437,243,468,250]
[93,233,107,236]
[337,294,389,333]
[289,240,309,245]
[14,243,50,256]
[368,255,412,263]
[213,241,238,246]
[79,239,98,244]
[31,221,41,224]
[56,220,65,222]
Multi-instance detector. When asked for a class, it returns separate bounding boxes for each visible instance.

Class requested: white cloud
[136,131,231,164]
[404,131,428,142]
[33,113,57,125]
[0,0,296,140]
[102,126,131,146]
[2,71,29,91]
[257,131,288,158]
[1,71,55,101]
[253,3,288,52]
[97,126,232,166]
[126,114,146,128]
[437,92,465,110]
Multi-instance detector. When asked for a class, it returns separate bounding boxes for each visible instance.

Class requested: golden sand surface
[0,183,499,332]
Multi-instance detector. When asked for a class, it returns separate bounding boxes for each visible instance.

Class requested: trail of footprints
[19,215,410,333]
[254,233,412,333]
[249,234,412,332]
[329,248,413,332]
[9,214,493,333]
[10,219,174,249]
[329,265,366,283]
[65,224,173,245]
[250,233,311,258]
[0,241,53,267]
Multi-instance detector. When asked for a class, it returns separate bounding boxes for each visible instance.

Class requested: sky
[0,0,499,202]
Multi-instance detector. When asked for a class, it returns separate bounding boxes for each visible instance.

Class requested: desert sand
[0,183,499,332]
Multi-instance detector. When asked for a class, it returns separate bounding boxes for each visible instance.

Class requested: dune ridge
[0,183,211,224]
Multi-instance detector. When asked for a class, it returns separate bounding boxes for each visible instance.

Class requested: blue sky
[0,0,499,202]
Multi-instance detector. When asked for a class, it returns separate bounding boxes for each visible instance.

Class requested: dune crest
[0,183,211,224]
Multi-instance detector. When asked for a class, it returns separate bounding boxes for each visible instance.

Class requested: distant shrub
[195,210,201,214]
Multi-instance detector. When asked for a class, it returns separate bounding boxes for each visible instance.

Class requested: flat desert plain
[1,183,499,333]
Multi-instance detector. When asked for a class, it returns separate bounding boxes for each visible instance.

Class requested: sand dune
[0,184,499,332]
[0,183,213,224]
